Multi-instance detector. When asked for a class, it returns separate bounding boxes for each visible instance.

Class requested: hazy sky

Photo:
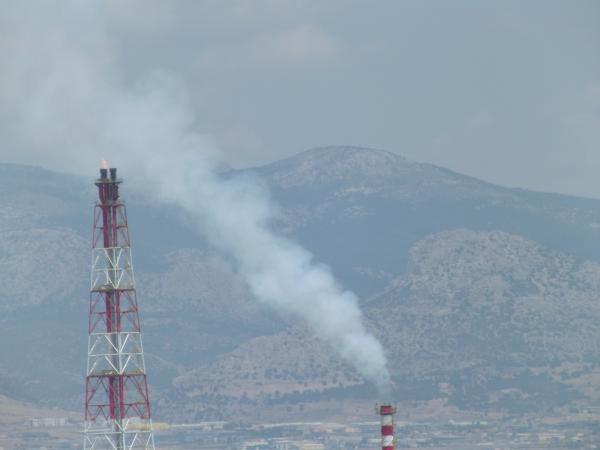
[1,1,599,197]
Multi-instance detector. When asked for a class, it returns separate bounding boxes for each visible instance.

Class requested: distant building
[241,439,271,450]
[295,442,325,450]
[30,417,67,428]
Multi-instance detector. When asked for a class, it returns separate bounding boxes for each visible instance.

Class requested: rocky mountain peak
[257,146,412,188]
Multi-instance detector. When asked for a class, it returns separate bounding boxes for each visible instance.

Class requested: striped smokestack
[379,404,396,450]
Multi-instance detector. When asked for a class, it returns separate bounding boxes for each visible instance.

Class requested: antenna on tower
[84,163,156,449]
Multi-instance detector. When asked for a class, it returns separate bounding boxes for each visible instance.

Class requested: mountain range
[1,146,600,422]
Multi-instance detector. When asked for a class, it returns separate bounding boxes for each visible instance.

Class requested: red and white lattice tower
[84,164,155,450]
[378,404,396,450]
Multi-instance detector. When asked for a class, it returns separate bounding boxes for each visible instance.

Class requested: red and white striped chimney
[379,404,396,450]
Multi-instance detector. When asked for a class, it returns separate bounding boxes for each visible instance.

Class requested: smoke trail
[105,71,391,392]
[0,2,390,391]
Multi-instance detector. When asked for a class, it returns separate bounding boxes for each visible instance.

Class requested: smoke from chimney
[0,2,391,392]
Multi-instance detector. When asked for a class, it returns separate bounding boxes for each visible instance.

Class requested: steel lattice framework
[84,166,155,450]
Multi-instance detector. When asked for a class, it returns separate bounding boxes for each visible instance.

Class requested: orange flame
[100,159,109,170]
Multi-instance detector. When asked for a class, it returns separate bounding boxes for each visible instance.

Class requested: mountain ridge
[1,146,600,422]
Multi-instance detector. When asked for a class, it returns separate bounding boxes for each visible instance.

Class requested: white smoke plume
[0,2,391,391]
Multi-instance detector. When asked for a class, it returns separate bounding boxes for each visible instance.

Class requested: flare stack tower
[83,165,155,450]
